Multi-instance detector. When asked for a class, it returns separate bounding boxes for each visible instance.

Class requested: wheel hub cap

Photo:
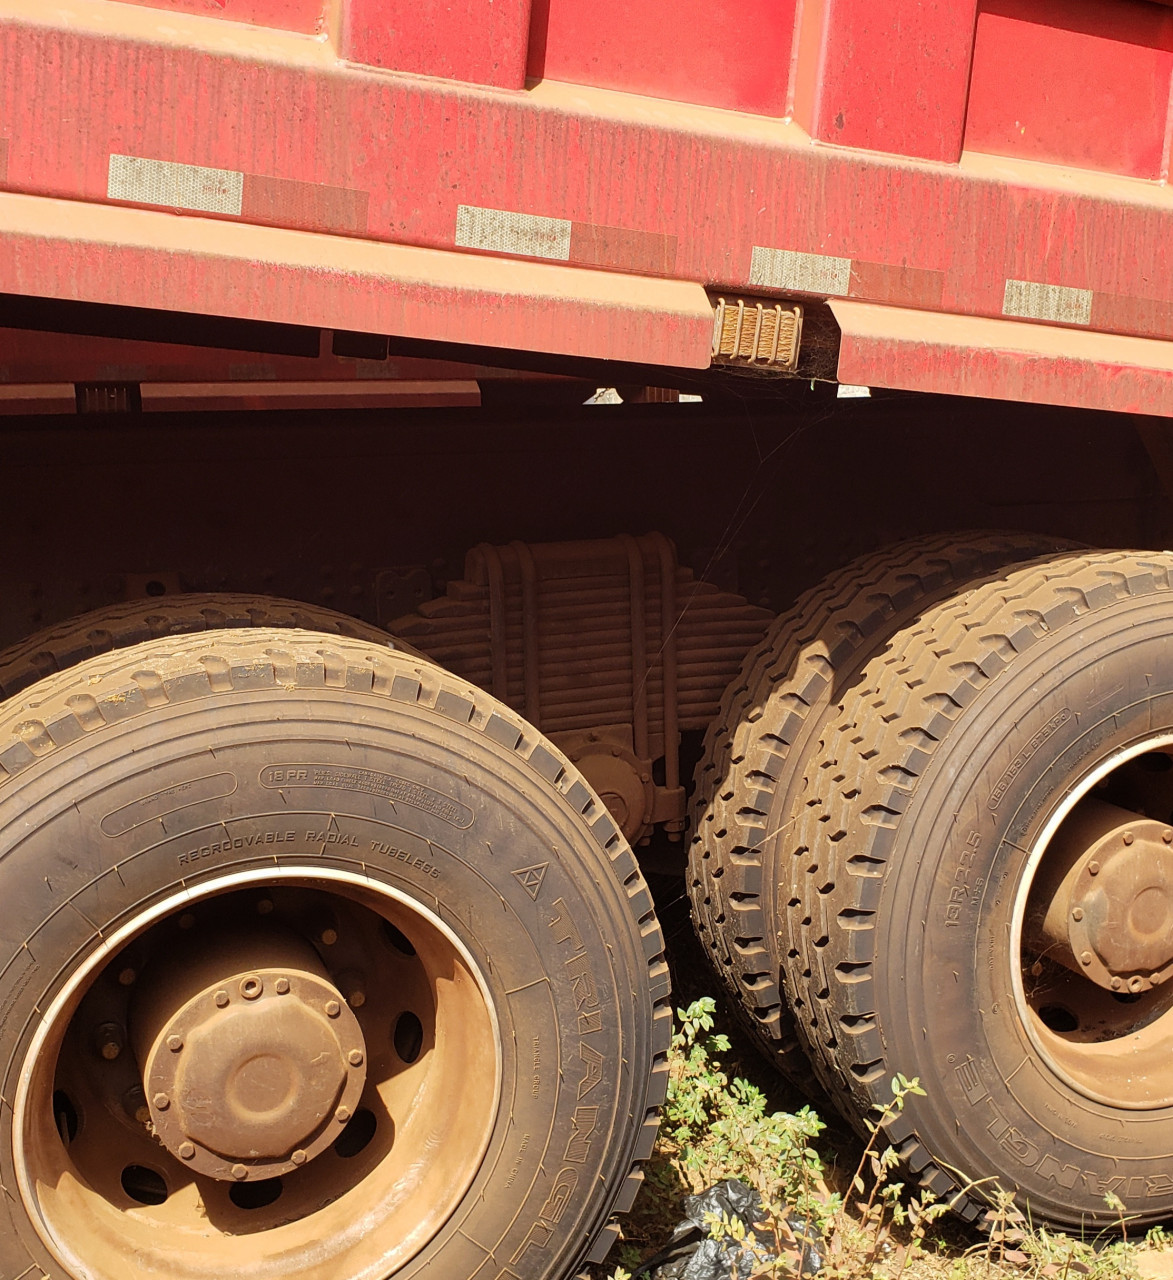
[141,967,367,1179]
[1037,799,1173,992]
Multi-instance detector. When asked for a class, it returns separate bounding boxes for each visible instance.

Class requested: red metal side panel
[965,0,1173,181]
[834,300,1173,416]
[342,0,532,89]
[527,0,797,116]
[0,191,715,368]
[791,0,978,162]
[107,0,324,33]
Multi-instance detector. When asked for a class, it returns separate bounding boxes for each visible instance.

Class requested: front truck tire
[784,551,1173,1229]
[0,631,669,1280]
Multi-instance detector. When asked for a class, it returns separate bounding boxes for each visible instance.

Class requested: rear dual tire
[693,541,1173,1228]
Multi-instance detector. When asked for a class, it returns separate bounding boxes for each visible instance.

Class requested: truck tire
[0,630,669,1280]
[0,592,416,701]
[784,550,1173,1229]
[688,531,1075,1083]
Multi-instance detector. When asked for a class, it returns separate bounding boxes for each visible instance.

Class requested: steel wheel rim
[14,866,502,1280]
[1011,734,1173,1110]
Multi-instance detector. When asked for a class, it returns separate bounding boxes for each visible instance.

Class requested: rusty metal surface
[389,533,774,841]
[41,881,499,1278]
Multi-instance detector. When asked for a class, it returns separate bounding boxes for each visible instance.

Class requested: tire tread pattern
[0,629,669,1275]
[688,531,1078,1082]
[783,551,1173,1220]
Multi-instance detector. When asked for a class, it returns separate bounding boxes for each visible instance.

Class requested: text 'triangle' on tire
[0,630,669,1280]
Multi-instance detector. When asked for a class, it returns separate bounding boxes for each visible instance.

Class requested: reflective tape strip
[455,205,572,260]
[749,246,852,295]
[108,155,243,216]
[1003,279,1092,325]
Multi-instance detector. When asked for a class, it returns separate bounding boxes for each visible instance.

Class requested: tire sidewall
[0,685,645,1280]
[874,606,1173,1225]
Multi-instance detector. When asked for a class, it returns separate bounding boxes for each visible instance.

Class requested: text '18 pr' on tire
[0,630,669,1280]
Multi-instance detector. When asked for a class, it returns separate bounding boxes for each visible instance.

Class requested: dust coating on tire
[688,531,1076,1083]
[0,591,417,701]
[0,631,670,1280]
[779,551,1173,1230]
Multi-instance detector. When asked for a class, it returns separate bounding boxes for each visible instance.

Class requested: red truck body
[5,0,1173,412]
[4,7,1173,1280]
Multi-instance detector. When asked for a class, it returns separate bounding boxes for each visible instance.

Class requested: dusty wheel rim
[1013,735,1173,1110]
[14,867,502,1280]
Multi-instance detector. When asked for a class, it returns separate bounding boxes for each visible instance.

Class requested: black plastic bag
[630,1178,816,1280]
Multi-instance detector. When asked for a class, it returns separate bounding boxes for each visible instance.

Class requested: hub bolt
[325,1000,341,1018]
[1111,977,1123,990]
[167,1035,183,1052]
[291,1149,307,1166]
[1088,862,1100,876]
[275,977,291,995]
[214,990,230,1008]
[1123,831,1135,845]
[1080,951,1093,966]
[153,1093,170,1111]
[95,1022,124,1061]
[347,1050,364,1067]
[231,1164,249,1181]
[1072,907,1084,922]
[178,1142,196,1160]
[335,1105,351,1124]
[1164,830,1173,844]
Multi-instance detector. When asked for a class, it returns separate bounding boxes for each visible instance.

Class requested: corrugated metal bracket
[831,300,1173,418]
[711,296,802,370]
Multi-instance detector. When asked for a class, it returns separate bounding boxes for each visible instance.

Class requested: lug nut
[347,1050,364,1067]
[339,971,366,1008]
[240,976,263,1000]
[256,898,275,915]
[118,967,137,986]
[319,927,339,947]
[178,912,196,930]
[153,1093,170,1111]
[231,1164,248,1181]
[95,1022,124,1061]
[214,990,230,1008]
[291,1149,307,1166]
[325,1000,341,1018]
[123,1086,149,1124]
[335,1105,351,1124]
[1072,907,1084,922]
[1111,977,1123,990]
[167,1034,183,1052]
[1080,951,1093,966]
[275,977,291,995]
[178,1142,196,1160]
[1088,862,1100,876]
